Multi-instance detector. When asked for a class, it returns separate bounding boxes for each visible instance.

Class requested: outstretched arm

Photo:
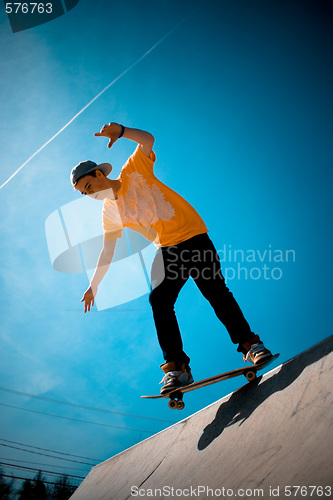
[81,238,116,313]
[94,123,154,157]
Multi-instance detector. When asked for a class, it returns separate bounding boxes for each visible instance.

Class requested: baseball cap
[70,160,113,186]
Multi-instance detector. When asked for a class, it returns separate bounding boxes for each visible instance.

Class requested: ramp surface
[70,337,333,500]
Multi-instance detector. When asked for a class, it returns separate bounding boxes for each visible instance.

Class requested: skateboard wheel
[245,370,256,381]
[176,400,185,410]
[168,400,177,410]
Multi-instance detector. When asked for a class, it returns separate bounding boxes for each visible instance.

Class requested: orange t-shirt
[103,146,208,247]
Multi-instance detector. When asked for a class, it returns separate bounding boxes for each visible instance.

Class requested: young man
[71,122,272,394]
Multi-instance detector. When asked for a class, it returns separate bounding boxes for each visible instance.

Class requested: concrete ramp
[71,337,333,500]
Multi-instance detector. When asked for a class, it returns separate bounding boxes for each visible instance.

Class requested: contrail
[0,7,198,191]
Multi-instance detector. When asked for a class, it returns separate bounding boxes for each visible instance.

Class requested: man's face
[75,171,112,200]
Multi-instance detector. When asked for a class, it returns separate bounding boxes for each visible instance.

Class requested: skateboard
[141,354,280,410]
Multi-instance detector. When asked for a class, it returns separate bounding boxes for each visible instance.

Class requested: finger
[92,298,95,307]
[94,132,104,136]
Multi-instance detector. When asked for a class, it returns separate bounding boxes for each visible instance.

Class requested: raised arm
[94,123,154,157]
[81,238,116,313]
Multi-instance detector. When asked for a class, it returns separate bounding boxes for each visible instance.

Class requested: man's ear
[95,169,105,178]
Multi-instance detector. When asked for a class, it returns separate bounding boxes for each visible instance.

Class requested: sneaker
[243,343,273,365]
[160,361,194,395]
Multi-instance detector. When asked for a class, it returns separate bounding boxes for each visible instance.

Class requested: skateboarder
[71,122,272,394]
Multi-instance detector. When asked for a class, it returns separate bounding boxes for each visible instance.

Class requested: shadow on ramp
[198,336,333,450]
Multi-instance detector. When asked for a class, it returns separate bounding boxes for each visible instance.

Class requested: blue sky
[0,0,332,491]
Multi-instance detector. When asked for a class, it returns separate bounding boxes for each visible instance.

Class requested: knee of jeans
[148,288,155,307]
[149,286,176,310]
[149,286,165,307]
[149,287,160,308]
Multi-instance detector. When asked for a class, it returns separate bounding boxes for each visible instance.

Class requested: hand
[94,122,123,149]
[81,286,95,313]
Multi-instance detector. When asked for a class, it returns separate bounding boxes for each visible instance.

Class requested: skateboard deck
[141,353,280,410]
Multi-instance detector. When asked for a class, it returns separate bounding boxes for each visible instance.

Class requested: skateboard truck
[244,368,257,382]
[167,392,185,410]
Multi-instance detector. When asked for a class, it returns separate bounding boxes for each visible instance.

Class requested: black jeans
[149,233,254,364]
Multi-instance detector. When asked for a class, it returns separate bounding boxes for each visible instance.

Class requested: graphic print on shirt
[104,172,175,230]
[103,198,123,235]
